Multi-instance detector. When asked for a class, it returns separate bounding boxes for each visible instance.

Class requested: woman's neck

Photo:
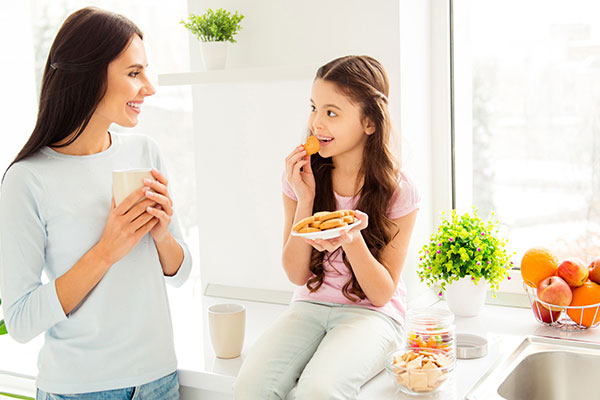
[51,117,112,156]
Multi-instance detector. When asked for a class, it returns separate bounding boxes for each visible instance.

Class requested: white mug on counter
[208,303,246,359]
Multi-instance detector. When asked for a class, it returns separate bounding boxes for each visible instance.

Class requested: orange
[520,247,559,288]
[567,280,600,327]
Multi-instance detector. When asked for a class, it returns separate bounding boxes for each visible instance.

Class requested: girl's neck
[51,116,112,156]
[332,149,364,197]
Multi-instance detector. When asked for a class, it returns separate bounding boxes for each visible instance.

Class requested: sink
[466,336,600,400]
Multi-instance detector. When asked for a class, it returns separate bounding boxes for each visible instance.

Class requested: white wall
[187,0,435,301]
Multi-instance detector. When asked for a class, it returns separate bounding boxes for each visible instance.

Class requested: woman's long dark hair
[3,7,143,179]
[306,55,400,302]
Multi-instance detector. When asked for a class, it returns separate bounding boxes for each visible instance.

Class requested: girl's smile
[316,134,334,146]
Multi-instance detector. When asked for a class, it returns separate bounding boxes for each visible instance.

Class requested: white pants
[234,301,403,400]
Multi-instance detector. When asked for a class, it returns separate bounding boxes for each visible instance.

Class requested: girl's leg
[294,307,402,400]
[234,301,329,400]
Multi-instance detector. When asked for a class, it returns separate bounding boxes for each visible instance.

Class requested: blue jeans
[36,371,179,400]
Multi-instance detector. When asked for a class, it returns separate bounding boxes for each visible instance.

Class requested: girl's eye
[310,105,316,112]
[327,110,337,117]
[129,71,140,78]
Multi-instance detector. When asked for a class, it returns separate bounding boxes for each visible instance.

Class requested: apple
[537,276,573,311]
[557,258,588,287]
[589,257,600,285]
[532,300,561,323]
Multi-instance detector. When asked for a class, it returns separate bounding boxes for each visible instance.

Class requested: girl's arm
[342,210,418,307]
[281,194,315,285]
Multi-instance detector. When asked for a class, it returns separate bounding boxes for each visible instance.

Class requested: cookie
[343,215,355,224]
[320,218,347,230]
[299,227,321,233]
[303,135,320,156]
[309,220,323,228]
[319,211,345,222]
[313,211,331,221]
[292,216,315,232]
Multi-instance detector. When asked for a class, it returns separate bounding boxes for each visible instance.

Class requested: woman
[0,7,190,399]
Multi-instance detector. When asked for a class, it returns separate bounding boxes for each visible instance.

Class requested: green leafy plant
[0,298,6,336]
[0,393,34,399]
[417,208,514,295]
[180,8,244,43]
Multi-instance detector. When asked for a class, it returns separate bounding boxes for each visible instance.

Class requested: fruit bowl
[385,347,455,396]
[524,282,600,331]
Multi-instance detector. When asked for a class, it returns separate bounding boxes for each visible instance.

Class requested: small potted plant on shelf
[181,8,245,70]
[417,208,513,317]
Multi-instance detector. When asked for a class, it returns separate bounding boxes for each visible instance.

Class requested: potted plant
[181,8,245,70]
[417,209,513,316]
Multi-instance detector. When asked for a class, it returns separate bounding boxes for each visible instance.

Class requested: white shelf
[158,64,318,86]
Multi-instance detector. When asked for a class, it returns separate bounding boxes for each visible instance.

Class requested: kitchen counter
[2,277,600,399]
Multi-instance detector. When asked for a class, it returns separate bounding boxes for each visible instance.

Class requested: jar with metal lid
[405,308,456,359]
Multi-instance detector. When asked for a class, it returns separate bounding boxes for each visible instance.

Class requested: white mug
[112,168,154,207]
[208,303,246,359]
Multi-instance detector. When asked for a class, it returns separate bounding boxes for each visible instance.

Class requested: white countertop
[2,277,600,399]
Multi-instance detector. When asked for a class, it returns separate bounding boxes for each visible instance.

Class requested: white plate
[291,220,361,240]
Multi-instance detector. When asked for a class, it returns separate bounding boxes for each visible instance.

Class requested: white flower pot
[445,276,488,317]
[200,41,228,70]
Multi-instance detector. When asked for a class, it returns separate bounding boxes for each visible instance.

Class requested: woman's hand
[96,187,158,265]
[142,169,174,243]
[285,145,315,204]
[303,210,369,253]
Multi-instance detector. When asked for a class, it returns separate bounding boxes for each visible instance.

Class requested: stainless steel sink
[466,336,600,400]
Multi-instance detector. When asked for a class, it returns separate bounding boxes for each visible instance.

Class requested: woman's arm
[281,195,315,285]
[57,189,159,315]
[342,210,418,306]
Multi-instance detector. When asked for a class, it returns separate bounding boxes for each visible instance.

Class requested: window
[453,0,600,271]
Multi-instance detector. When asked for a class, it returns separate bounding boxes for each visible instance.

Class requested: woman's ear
[363,117,376,135]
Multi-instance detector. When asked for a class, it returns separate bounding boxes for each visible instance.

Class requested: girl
[0,7,190,399]
[234,55,420,399]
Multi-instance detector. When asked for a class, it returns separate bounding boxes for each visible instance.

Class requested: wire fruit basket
[523,282,600,331]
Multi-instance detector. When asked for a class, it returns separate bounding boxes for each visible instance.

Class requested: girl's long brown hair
[306,55,400,302]
[3,7,143,180]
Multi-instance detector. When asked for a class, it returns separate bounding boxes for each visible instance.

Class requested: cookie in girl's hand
[303,135,320,156]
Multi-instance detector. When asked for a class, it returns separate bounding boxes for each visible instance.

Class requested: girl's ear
[363,117,376,136]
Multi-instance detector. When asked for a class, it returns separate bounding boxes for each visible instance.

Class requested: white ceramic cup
[112,168,154,207]
[208,303,246,359]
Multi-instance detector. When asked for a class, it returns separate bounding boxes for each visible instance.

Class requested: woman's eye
[129,71,140,78]
[310,105,316,112]
[327,110,337,117]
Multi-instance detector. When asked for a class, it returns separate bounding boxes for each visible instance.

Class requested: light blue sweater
[0,132,192,394]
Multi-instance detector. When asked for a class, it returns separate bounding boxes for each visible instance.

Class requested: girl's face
[309,78,375,159]
[95,35,155,127]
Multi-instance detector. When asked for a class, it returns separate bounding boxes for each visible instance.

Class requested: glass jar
[405,308,456,359]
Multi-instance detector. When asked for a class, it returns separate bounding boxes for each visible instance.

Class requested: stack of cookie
[292,210,356,234]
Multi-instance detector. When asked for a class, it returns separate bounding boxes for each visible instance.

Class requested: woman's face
[308,79,375,159]
[95,35,155,127]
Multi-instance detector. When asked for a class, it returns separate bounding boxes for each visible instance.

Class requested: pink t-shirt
[282,171,420,324]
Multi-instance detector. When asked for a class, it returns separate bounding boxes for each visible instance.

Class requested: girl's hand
[97,187,159,265]
[285,145,315,204]
[143,168,174,243]
[303,210,369,253]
